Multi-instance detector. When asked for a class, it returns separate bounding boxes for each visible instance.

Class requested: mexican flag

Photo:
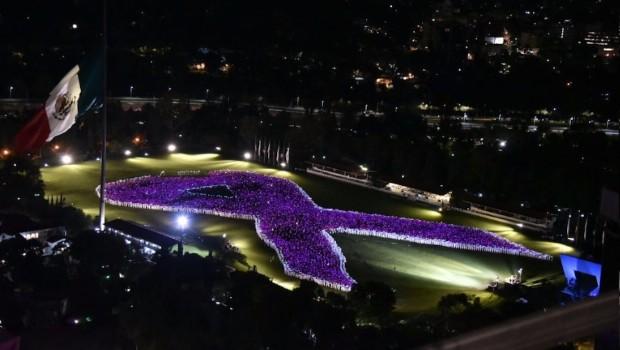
[13,65,82,154]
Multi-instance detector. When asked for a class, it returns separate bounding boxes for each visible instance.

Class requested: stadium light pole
[176,214,189,256]
[98,0,108,232]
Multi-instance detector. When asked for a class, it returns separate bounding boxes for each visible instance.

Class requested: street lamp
[9,86,14,98]
[176,215,189,231]
[123,149,132,157]
[60,154,73,164]
[243,152,252,160]
[129,85,134,97]
[205,88,210,101]
[176,214,189,255]
[167,143,177,152]
[280,162,287,168]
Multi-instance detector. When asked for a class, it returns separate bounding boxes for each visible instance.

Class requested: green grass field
[41,153,576,312]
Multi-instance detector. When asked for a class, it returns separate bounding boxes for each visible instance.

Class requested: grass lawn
[42,153,575,312]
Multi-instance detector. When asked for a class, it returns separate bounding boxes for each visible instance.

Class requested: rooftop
[105,219,180,249]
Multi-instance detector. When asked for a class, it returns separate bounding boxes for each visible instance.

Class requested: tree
[349,281,396,324]
[69,230,129,276]
[0,156,46,211]
[437,293,471,315]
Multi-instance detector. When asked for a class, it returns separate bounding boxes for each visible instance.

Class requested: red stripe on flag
[13,108,51,155]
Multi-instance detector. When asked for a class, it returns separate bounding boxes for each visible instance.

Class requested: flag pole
[98,0,108,231]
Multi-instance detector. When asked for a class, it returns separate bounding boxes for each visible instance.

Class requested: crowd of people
[102,171,550,291]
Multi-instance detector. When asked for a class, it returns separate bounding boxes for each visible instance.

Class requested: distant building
[556,20,576,42]
[105,219,182,256]
[598,47,618,59]
[583,31,619,47]
[596,188,619,292]
[485,36,504,45]
[0,213,68,256]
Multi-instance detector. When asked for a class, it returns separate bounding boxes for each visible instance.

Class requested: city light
[167,143,177,152]
[1,148,9,156]
[499,140,507,148]
[176,215,189,230]
[124,149,132,157]
[60,154,73,164]
[243,152,252,160]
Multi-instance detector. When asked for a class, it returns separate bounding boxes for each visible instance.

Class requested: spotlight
[176,215,189,230]
[60,154,73,164]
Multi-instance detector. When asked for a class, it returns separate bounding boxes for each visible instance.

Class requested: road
[1,97,617,136]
